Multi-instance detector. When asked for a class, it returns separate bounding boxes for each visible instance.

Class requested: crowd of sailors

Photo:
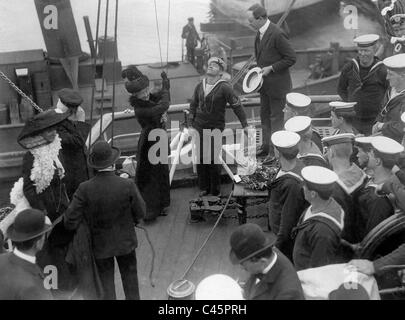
[0,2,405,300]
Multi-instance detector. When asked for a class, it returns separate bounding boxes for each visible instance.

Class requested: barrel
[0,104,8,125]
[167,279,195,300]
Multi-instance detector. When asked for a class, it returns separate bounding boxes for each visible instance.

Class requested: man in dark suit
[0,209,53,300]
[229,223,304,300]
[248,4,297,159]
[64,141,146,300]
[182,17,201,66]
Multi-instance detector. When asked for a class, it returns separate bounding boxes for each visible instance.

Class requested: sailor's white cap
[322,133,355,147]
[371,136,404,155]
[354,136,375,149]
[271,131,301,149]
[383,53,405,72]
[195,274,244,300]
[301,166,338,186]
[286,93,311,109]
[284,116,312,134]
[353,34,380,47]
[330,101,357,113]
[401,112,405,124]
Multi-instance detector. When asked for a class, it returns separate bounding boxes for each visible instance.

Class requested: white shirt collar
[255,252,278,284]
[259,19,270,36]
[13,248,36,264]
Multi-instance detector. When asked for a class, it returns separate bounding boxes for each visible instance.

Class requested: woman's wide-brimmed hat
[17,110,69,149]
[229,223,275,265]
[88,140,121,170]
[125,75,150,95]
[6,209,52,243]
[243,67,263,94]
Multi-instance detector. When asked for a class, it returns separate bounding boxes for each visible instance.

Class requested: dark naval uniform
[355,178,396,240]
[292,199,345,271]
[376,89,405,143]
[337,57,388,135]
[190,79,248,195]
[268,163,308,261]
[332,164,367,244]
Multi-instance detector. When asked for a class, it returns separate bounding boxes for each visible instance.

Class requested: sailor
[125,69,171,221]
[322,134,367,244]
[189,57,248,197]
[382,0,405,54]
[354,136,374,170]
[64,141,146,300]
[247,4,297,159]
[373,53,405,143]
[54,88,91,200]
[17,110,75,295]
[267,131,308,261]
[0,209,53,300]
[283,92,312,121]
[284,92,323,151]
[355,136,404,240]
[181,17,201,66]
[297,153,329,168]
[292,166,345,271]
[337,34,388,135]
[229,223,304,300]
[284,116,323,156]
[329,101,359,135]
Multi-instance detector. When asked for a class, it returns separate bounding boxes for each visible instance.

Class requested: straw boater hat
[6,209,52,243]
[17,110,69,149]
[229,223,275,265]
[243,67,263,94]
[88,140,121,170]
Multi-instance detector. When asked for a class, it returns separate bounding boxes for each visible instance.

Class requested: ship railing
[86,94,341,150]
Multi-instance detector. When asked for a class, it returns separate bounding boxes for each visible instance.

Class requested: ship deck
[113,184,270,300]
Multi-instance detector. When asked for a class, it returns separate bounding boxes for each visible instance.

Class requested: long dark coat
[243,249,305,300]
[130,90,171,221]
[64,171,146,259]
[22,151,75,291]
[57,119,91,200]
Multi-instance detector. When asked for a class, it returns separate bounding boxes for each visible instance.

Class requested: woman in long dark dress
[124,69,171,221]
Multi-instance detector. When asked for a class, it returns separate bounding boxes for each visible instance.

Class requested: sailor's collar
[303,200,344,230]
[336,164,367,195]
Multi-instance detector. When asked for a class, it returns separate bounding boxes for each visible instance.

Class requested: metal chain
[0,70,43,113]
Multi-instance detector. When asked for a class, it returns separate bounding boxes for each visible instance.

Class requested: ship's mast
[33,0,82,90]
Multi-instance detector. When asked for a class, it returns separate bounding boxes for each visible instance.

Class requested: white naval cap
[355,136,375,149]
[383,53,405,72]
[195,274,244,300]
[271,130,301,149]
[330,101,357,113]
[284,116,312,134]
[322,133,355,147]
[353,34,380,47]
[371,136,404,155]
[402,112,405,123]
[286,92,311,109]
[301,166,338,187]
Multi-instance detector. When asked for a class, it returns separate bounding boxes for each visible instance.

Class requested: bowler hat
[229,223,275,265]
[6,209,52,243]
[17,110,69,149]
[88,140,121,170]
[329,283,370,300]
[57,88,83,108]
